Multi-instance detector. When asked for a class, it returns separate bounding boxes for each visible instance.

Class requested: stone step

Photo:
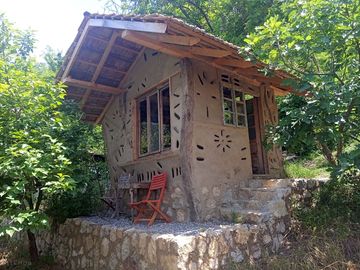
[220,206,271,224]
[248,178,291,189]
[236,187,290,201]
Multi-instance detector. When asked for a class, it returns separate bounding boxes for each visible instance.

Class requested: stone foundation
[29,178,325,270]
[34,216,286,270]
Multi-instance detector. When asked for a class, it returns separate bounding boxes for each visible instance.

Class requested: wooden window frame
[221,84,247,128]
[137,81,171,158]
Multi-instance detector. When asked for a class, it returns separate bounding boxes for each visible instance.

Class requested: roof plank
[89,18,167,33]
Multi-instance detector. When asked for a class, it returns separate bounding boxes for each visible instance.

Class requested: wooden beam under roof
[188,47,231,58]
[121,30,192,58]
[88,18,167,33]
[122,30,288,91]
[138,32,201,46]
[80,31,120,109]
[214,58,255,68]
[92,31,121,83]
[64,77,126,94]
[61,21,91,81]
[95,95,115,125]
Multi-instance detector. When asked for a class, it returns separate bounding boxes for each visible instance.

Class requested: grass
[234,223,360,270]
[284,153,330,179]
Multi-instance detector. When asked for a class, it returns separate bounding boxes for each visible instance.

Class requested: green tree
[103,0,275,45]
[245,0,360,166]
[0,16,75,263]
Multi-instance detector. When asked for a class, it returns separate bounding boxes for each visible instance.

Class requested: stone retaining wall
[30,178,326,270]
[34,217,286,270]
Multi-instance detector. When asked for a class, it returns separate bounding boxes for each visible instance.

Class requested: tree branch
[185,0,214,31]
[336,97,356,159]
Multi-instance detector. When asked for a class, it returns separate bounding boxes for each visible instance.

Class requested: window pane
[235,91,244,102]
[161,87,171,149]
[236,102,245,114]
[223,100,234,112]
[223,87,232,99]
[237,114,246,127]
[149,93,159,152]
[139,99,148,155]
[224,112,234,125]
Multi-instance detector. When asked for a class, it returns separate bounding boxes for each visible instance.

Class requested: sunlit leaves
[0,14,73,237]
[246,0,360,164]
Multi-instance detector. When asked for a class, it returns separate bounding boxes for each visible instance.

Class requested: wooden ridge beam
[64,77,126,94]
[89,18,167,33]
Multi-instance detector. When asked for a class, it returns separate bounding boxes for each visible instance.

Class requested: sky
[1,0,108,58]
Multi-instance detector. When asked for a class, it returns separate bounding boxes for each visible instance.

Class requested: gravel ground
[82,216,232,236]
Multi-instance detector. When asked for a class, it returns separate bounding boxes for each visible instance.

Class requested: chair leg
[148,211,158,226]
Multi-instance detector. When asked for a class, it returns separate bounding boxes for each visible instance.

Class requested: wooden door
[246,97,265,174]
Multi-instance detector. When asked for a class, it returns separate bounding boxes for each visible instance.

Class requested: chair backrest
[145,172,167,201]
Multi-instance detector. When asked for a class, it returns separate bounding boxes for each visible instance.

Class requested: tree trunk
[27,229,39,264]
[319,142,337,166]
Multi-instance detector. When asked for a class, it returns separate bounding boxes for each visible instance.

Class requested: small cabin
[58,13,293,222]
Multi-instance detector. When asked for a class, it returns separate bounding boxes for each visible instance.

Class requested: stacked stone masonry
[35,217,287,270]
[31,178,325,270]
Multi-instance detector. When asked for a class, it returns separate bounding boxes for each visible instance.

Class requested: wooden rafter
[137,32,201,46]
[95,95,115,125]
[83,103,108,110]
[92,31,120,83]
[64,78,126,94]
[61,21,91,80]
[80,90,92,109]
[188,47,231,58]
[80,31,120,109]
[118,47,145,88]
[214,58,255,69]
[121,30,192,58]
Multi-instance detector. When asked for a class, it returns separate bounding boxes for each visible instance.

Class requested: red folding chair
[128,172,171,226]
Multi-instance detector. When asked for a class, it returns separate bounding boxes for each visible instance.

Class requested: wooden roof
[58,12,295,123]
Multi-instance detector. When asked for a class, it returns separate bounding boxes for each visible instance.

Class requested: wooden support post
[179,59,198,220]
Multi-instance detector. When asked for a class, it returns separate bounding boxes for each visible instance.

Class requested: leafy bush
[297,165,360,229]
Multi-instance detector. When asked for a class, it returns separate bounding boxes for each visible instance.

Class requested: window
[138,82,171,156]
[222,86,247,127]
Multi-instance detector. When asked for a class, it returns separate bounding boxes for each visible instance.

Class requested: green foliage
[0,15,74,237]
[0,15,109,263]
[246,0,360,166]
[103,0,275,45]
